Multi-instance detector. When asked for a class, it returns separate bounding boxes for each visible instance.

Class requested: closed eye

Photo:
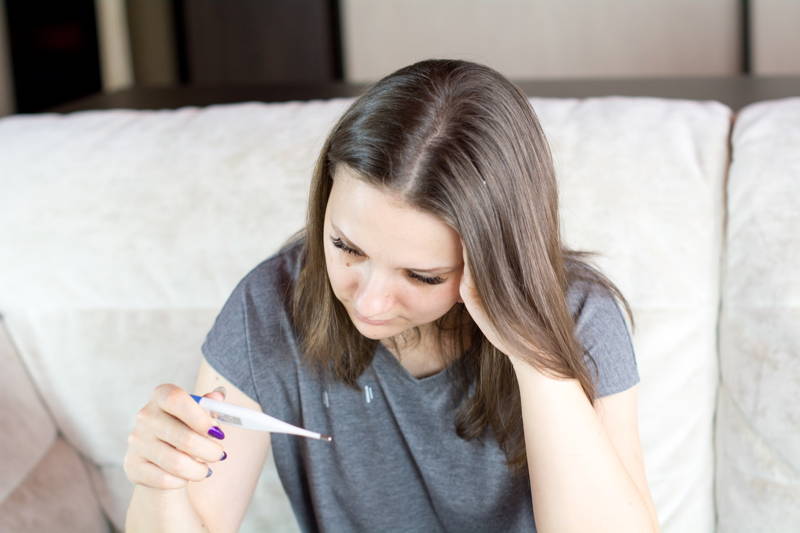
[329,236,446,286]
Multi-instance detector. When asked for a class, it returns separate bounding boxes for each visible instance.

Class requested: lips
[353,311,391,325]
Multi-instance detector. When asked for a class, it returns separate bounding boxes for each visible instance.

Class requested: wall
[125,0,177,86]
[751,0,800,75]
[94,0,132,92]
[2,0,799,118]
[341,0,742,82]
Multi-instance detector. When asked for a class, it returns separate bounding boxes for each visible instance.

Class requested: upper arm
[186,357,272,533]
[594,384,660,532]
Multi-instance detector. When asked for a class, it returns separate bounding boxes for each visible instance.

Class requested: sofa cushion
[544,96,730,532]
[717,97,800,531]
[0,101,349,532]
[0,96,731,531]
[0,318,57,501]
[0,437,108,532]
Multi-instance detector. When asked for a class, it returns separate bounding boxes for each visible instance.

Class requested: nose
[354,267,395,319]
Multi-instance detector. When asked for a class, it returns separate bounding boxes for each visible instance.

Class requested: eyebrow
[330,221,457,274]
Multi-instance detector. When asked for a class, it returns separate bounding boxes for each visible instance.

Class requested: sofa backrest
[0,96,731,531]
[716,97,800,531]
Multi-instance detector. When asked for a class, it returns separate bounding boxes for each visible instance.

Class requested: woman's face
[323,164,464,340]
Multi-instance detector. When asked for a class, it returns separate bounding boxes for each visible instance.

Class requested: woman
[125,59,660,532]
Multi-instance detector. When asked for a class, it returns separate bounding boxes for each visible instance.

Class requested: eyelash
[329,237,446,286]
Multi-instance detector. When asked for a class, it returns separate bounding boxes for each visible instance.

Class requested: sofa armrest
[0,318,108,531]
[0,317,58,499]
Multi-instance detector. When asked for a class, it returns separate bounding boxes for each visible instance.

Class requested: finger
[208,385,226,400]
[461,243,472,278]
[148,406,226,463]
[204,390,225,402]
[126,455,188,490]
[135,432,213,483]
[154,384,225,443]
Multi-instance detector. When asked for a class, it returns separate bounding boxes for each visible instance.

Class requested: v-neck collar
[373,342,457,386]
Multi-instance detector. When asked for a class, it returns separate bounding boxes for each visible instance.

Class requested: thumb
[204,385,226,401]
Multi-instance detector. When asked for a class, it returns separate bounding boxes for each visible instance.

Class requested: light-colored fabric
[0,319,57,501]
[717,97,800,532]
[0,100,351,531]
[539,96,729,532]
[0,437,108,533]
[341,0,740,82]
[0,96,730,531]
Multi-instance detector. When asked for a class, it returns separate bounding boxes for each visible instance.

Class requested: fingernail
[212,385,226,397]
[206,467,213,478]
[220,451,227,461]
[208,426,225,440]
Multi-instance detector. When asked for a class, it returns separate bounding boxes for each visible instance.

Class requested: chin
[357,330,390,340]
[350,322,395,340]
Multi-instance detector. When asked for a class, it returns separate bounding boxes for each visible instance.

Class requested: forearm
[510,359,657,533]
[126,485,210,533]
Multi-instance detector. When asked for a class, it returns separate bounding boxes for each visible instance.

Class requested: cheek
[401,282,459,317]
[325,253,357,294]
[324,250,458,311]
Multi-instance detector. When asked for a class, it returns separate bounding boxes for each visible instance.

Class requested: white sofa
[0,93,797,532]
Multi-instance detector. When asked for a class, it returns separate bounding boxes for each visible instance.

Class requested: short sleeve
[573,285,640,399]
[201,279,260,404]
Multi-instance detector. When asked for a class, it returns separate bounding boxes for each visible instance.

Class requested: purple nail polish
[220,451,227,461]
[208,426,225,440]
[206,467,213,478]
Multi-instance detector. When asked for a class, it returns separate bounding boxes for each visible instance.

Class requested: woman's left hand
[458,239,517,359]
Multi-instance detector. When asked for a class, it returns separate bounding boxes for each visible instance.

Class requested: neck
[381,324,471,365]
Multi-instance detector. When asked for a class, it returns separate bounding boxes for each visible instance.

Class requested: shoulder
[202,236,306,362]
[235,236,306,306]
[201,237,308,411]
[566,276,627,338]
[565,269,640,399]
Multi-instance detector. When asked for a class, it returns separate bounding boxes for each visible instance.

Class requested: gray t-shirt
[201,238,640,533]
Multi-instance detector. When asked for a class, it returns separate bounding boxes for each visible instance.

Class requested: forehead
[330,164,407,206]
[327,165,461,268]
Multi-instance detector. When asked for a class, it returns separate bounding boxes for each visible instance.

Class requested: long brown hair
[284,59,635,475]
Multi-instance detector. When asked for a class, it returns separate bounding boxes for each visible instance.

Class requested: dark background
[5,0,343,113]
[3,0,799,114]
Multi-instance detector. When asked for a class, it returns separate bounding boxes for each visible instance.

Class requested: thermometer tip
[319,434,333,442]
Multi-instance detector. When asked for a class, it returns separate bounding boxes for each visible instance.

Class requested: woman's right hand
[124,383,228,490]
